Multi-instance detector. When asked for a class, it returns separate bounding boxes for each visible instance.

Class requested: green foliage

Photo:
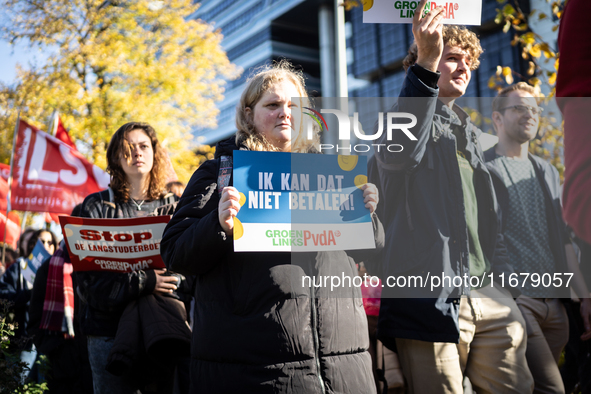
[0,0,240,184]
[0,300,48,394]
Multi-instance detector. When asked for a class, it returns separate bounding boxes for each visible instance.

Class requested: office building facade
[194,0,530,145]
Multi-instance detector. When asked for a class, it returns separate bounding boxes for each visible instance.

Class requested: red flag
[55,117,76,149]
[0,163,9,182]
[0,210,20,250]
[10,120,110,214]
[0,175,8,212]
[44,212,62,223]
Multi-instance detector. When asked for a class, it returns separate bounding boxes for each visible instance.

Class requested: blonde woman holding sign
[161,61,383,394]
[77,122,185,394]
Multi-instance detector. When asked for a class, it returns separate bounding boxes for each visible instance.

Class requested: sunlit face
[437,45,472,99]
[119,129,154,182]
[38,231,55,255]
[246,80,302,152]
[494,90,540,144]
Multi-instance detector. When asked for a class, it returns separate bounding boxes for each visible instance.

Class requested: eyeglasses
[40,239,53,246]
[500,105,544,115]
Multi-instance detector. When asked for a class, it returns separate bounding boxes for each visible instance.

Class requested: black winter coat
[105,293,191,389]
[161,137,382,394]
[0,259,33,350]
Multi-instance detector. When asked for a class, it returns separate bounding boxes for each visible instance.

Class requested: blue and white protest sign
[232,151,375,252]
[22,239,52,286]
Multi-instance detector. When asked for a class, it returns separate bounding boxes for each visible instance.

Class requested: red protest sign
[11,120,110,214]
[59,215,169,272]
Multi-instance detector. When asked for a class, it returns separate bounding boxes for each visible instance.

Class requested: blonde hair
[235,60,320,153]
[403,26,483,71]
[492,82,538,112]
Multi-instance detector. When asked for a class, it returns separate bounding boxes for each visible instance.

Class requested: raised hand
[413,0,445,72]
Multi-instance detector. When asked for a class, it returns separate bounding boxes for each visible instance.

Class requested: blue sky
[0,40,48,85]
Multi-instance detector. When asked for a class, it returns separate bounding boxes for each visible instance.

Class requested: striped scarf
[40,246,75,338]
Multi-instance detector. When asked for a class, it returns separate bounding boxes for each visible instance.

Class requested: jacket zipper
[449,131,467,297]
[310,286,326,394]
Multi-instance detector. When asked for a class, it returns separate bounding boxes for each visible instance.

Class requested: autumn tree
[0,0,239,182]
[488,0,565,175]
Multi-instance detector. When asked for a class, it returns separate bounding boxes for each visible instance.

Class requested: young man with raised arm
[368,1,533,392]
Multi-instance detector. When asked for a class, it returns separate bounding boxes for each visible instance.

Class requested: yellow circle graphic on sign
[362,0,374,11]
[355,174,368,189]
[338,155,359,171]
[233,217,244,240]
[239,192,246,207]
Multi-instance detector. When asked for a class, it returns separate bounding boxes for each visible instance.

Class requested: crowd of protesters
[1,0,590,392]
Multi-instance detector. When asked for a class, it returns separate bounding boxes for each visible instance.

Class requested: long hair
[106,122,167,202]
[235,60,320,153]
[27,229,58,257]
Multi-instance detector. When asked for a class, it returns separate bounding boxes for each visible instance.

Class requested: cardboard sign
[363,0,482,25]
[59,216,169,272]
[232,151,375,252]
[21,239,52,287]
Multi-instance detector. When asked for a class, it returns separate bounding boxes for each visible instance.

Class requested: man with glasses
[484,82,591,394]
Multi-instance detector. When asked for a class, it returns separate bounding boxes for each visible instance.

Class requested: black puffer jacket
[161,137,383,394]
[106,293,191,377]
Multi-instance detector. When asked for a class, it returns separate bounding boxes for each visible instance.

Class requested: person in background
[561,235,591,394]
[28,204,93,394]
[485,82,591,394]
[555,7,591,391]
[161,60,382,393]
[35,229,57,256]
[76,121,186,394]
[555,0,591,247]
[367,1,532,392]
[0,244,18,275]
[166,181,185,198]
[0,228,58,383]
[17,228,36,258]
[164,179,191,394]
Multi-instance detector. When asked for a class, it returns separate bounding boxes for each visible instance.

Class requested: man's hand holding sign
[413,0,445,73]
